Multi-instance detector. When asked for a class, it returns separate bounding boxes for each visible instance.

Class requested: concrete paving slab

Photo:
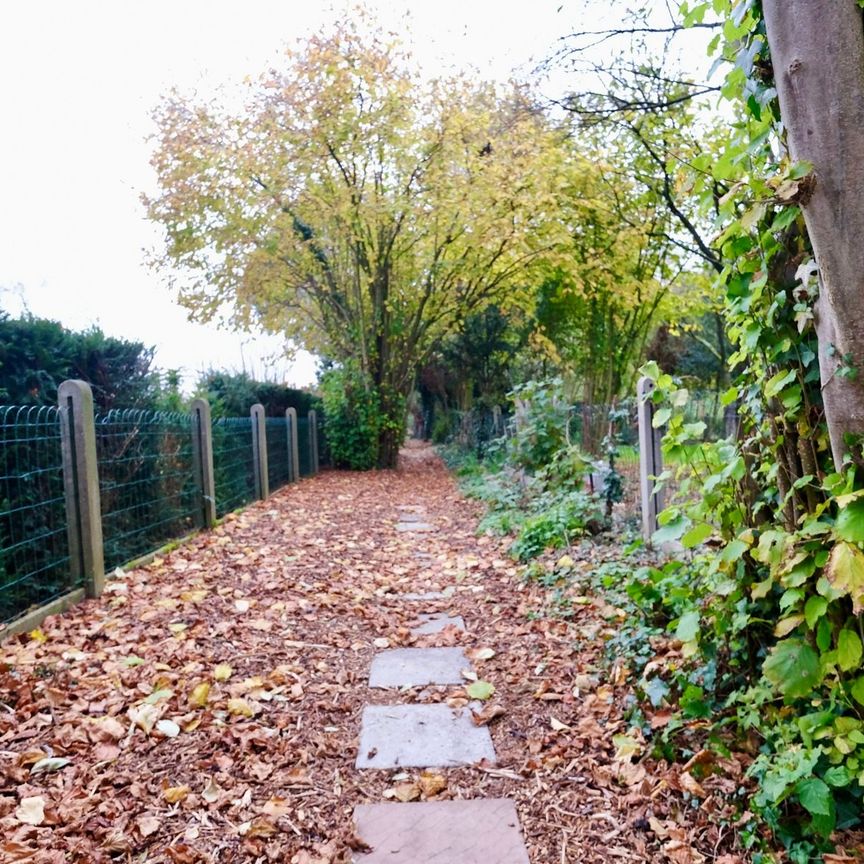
[369,647,468,688]
[411,612,466,636]
[356,703,495,768]
[396,591,445,601]
[396,522,435,532]
[396,512,426,523]
[352,799,529,864]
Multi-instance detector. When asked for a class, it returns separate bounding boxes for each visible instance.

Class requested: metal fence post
[58,380,105,597]
[637,376,665,544]
[285,407,299,483]
[251,404,269,500]
[191,399,216,528]
[308,409,319,474]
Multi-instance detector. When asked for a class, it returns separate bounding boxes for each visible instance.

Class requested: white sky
[0,1,708,391]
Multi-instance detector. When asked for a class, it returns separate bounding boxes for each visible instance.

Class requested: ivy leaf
[652,407,671,428]
[850,676,864,707]
[826,542,864,613]
[795,777,832,817]
[763,639,822,698]
[652,515,688,546]
[675,611,700,643]
[838,629,863,672]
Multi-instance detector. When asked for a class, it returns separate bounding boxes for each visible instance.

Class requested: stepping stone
[396,591,445,601]
[411,612,465,636]
[356,703,495,769]
[396,512,426,523]
[369,647,468,688]
[396,522,435,532]
[352,799,529,863]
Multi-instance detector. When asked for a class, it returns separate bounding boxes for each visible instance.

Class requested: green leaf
[851,676,864,707]
[826,542,864,614]
[834,498,864,544]
[804,596,828,629]
[795,777,832,817]
[838,629,863,672]
[652,406,671,428]
[652,515,688,545]
[675,611,700,643]
[681,522,712,549]
[765,369,796,398]
[466,680,495,700]
[763,639,822,698]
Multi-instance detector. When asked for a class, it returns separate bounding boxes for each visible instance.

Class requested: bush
[320,366,383,470]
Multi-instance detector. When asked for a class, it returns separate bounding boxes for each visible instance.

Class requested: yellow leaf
[214,663,233,681]
[227,698,255,717]
[163,785,190,804]
[28,628,47,643]
[180,589,208,603]
[188,682,211,708]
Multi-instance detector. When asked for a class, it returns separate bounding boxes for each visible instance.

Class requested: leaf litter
[3,443,854,861]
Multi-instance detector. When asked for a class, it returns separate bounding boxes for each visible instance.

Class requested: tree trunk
[763,0,864,469]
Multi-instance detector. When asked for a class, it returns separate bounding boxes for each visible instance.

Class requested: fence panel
[266,417,291,492]
[0,406,75,623]
[95,410,197,571]
[297,415,313,477]
[212,417,256,517]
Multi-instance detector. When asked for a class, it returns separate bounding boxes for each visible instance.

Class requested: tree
[761,1,864,469]
[146,17,566,467]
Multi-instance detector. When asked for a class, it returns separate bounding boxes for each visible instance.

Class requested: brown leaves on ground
[2,444,861,862]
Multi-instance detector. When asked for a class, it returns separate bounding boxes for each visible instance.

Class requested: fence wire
[0,406,74,623]
[297,416,312,477]
[212,417,256,517]
[95,410,197,571]
[266,417,291,491]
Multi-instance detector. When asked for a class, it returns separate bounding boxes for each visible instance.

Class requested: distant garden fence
[0,381,320,631]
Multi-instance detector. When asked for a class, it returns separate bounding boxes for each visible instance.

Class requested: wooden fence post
[637,376,665,544]
[285,407,299,483]
[58,380,105,597]
[191,398,216,528]
[251,404,269,500]
[308,409,319,474]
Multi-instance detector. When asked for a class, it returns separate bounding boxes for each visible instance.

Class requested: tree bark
[763,0,864,469]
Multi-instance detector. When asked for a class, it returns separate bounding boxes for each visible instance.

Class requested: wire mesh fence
[266,417,292,491]
[297,416,312,477]
[0,395,318,626]
[0,406,75,623]
[95,410,198,571]
[212,417,257,518]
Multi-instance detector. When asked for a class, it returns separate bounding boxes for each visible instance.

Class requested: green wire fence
[95,410,198,572]
[0,406,75,624]
[266,417,292,491]
[0,390,320,627]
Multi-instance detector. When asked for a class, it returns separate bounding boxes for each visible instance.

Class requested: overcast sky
[0,1,703,390]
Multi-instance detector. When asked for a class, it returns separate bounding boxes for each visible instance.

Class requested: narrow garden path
[1,445,739,863]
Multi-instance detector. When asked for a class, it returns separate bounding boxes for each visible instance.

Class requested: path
[0,445,730,863]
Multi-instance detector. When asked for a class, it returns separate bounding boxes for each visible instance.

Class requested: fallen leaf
[466,680,495,700]
[136,813,161,837]
[163,785,190,804]
[471,704,506,726]
[30,756,71,774]
[15,796,45,826]
[235,599,250,613]
[550,716,571,732]
[156,719,181,738]
[128,703,160,735]
[214,663,232,681]
[372,637,390,649]
[467,646,496,661]
[201,777,221,804]
[188,682,210,708]
[386,782,421,802]
[680,771,706,798]
[418,770,447,797]
[227,698,255,717]
[261,796,292,818]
